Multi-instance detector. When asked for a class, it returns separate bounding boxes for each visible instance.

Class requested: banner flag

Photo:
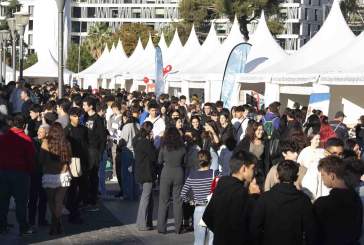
[220,43,252,108]
[155,46,164,97]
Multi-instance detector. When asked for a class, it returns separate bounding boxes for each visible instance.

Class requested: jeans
[193,206,213,245]
[121,148,139,200]
[136,182,153,230]
[0,171,30,232]
[98,150,107,195]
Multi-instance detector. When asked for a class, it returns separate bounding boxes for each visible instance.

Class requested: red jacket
[0,128,35,174]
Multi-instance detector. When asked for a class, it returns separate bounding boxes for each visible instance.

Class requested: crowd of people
[0,81,364,245]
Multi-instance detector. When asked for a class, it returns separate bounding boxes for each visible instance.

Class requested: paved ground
[1,183,194,245]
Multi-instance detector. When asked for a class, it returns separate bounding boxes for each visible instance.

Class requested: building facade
[276,0,331,52]
[70,0,180,43]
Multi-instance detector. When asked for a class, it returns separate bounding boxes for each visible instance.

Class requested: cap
[335,111,346,118]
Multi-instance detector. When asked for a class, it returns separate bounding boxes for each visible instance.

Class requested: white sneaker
[110,176,118,182]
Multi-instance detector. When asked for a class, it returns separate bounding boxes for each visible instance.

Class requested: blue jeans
[98,150,107,195]
[193,206,213,245]
[121,148,139,200]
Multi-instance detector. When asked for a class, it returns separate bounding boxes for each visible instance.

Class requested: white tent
[245,11,287,73]
[127,35,156,80]
[102,38,145,78]
[164,29,183,68]
[78,44,110,77]
[24,50,73,81]
[172,25,201,72]
[244,0,355,84]
[157,32,168,57]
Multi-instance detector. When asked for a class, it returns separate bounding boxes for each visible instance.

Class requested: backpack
[263,117,279,140]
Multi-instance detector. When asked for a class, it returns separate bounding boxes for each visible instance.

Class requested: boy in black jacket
[83,97,106,209]
[314,156,362,245]
[250,160,317,245]
[202,150,260,245]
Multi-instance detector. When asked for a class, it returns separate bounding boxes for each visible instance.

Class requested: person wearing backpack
[329,111,349,142]
[262,102,281,168]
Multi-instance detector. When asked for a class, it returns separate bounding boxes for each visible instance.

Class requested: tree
[111,23,158,56]
[215,0,282,40]
[162,22,193,46]
[24,53,38,69]
[66,43,95,73]
[83,23,112,59]
[340,0,360,20]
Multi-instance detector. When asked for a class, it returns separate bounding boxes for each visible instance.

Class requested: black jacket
[133,135,157,183]
[313,188,362,245]
[84,113,106,151]
[64,124,89,171]
[203,176,257,245]
[250,183,317,245]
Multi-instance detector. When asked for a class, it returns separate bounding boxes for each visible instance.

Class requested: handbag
[69,157,82,177]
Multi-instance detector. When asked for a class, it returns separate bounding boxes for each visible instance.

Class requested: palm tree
[84,23,112,59]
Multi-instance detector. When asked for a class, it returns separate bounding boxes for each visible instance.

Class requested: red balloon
[143,77,149,84]
[163,65,172,75]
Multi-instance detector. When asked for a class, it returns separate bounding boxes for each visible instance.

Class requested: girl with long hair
[157,127,186,234]
[40,122,72,235]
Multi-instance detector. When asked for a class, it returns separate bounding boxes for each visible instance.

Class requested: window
[28,34,33,46]
[28,6,34,16]
[314,9,318,21]
[28,20,33,31]
[72,7,81,18]
[309,0,311,5]
[87,7,96,18]
[307,24,311,36]
[304,8,308,20]
[71,21,81,32]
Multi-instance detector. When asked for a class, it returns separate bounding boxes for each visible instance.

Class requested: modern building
[70,0,180,43]
[0,0,35,54]
[276,0,331,52]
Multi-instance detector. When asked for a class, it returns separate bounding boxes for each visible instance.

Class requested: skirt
[42,172,72,188]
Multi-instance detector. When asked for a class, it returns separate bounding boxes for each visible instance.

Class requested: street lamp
[14,11,30,81]
[55,0,66,99]
[1,30,10,84]
[7,18,17,82]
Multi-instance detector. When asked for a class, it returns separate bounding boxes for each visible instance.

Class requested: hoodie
[250,183,317,245]
[203,176,257,245]
[263,112,280,130]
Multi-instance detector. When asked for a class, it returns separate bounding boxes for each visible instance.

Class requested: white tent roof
[295,32,364,75]
[180,16,244,81]
[102,38,145,78]
[24,50,73,78]
[245,11,287,73]
[172,25,201,72]
[167,24,221,81]
[244,0,355,84]
[79,45,110,76]
[164,29,183,67]
[127,35,156,79]
[158,32,168,56]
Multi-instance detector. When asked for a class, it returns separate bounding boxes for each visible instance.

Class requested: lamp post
[14,11,29,81]
[55,0,66,99]
[1,31,10,84]
[7,18,17,82]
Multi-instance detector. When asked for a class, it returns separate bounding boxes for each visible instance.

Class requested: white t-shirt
[299,147,330,200]
[145,116,165,149]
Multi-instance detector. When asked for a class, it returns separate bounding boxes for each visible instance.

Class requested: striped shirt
[181,169,214,205]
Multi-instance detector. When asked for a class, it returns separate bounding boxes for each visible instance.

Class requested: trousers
[136,182,153,229]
